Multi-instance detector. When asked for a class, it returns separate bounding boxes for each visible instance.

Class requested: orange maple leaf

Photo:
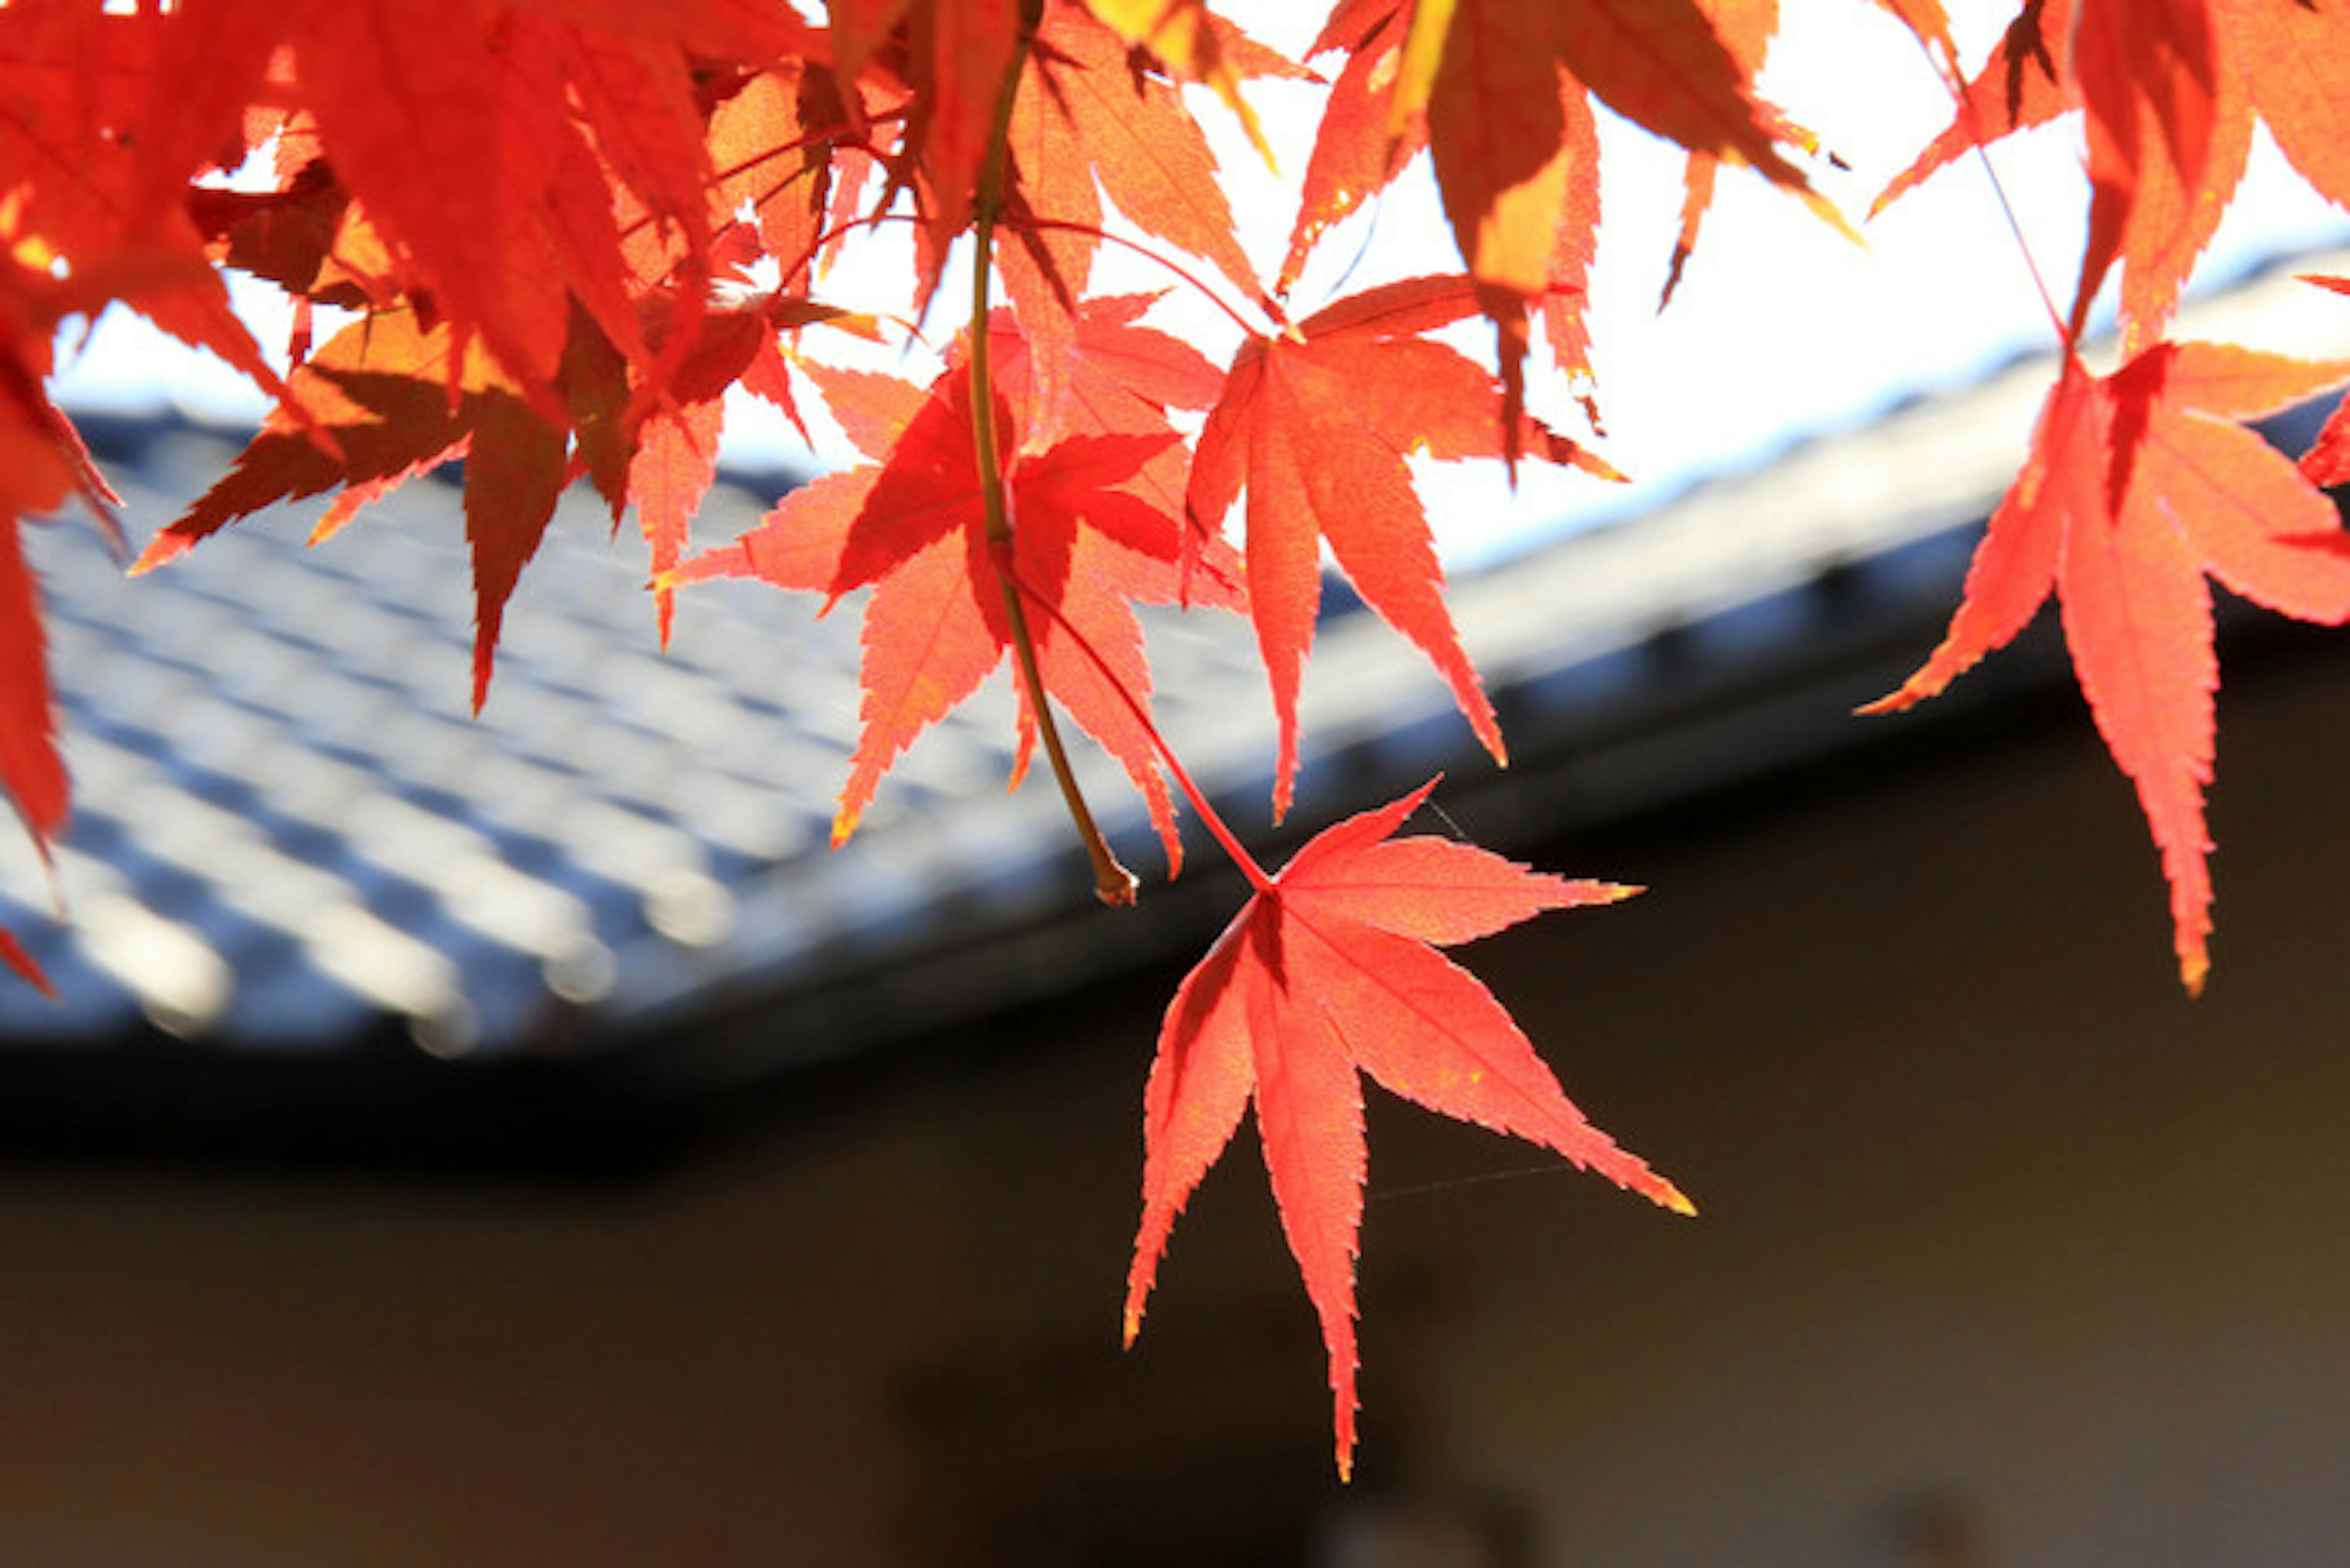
[1867,342,2350,991]
[1187,275,1619,818]
[1123,778,1690,1480]
[1073,0,1289,155]
[674,339,1239,865]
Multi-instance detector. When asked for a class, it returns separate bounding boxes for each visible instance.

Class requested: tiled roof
[8,252,2346,1073]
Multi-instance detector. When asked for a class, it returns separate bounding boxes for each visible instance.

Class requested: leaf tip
[1473,715,1507,769]
[1,928,56,999]
[2180,946,2209,998]
[1804,189,1865,251]
[127,532,188,577]
[1660,1181,1698,1218]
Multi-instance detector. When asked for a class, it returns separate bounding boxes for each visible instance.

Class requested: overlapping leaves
[673,302,1244,864]
[1867,0,2350,984]
[10,0,2350,1485]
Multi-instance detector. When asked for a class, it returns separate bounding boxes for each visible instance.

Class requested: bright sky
[47,3,2350,567]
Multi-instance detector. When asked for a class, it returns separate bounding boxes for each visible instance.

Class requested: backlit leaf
[1870,342,2350,990]
[1188,275,1618,817]
[1125,780,1687,1478]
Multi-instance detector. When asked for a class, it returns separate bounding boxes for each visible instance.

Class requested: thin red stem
[611,116,894,259]
[995,550,1274,895]
[1015,215,1280,337]
[705,117,893,205]
[773,209,911,298]
[1901,26,2068,348]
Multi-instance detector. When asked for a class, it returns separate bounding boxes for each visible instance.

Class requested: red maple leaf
[979,290,1228,491]
[136,308,572,712]
[1872,0,2076,220]
[709,58,879,296]
[0,514,64,998]
[1866,341,2350,991]
[1123,778,1690,1479]
[815,0,1022,312]
[1187,275,1619,818]
[278,0,782,395]
[2,249,141,995]
[133,285,856,708]
[0,518,64,838]
[0,0,287,394]
[673,343,1238,867]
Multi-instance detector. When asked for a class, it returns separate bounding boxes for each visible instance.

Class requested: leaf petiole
[993,547,1274,896]
[1012,215,1283,337]
[971,4,1138,908]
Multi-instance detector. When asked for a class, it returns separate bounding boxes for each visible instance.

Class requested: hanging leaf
[1125,780,1689,1479]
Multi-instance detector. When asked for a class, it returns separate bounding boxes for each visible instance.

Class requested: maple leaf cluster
[6,0,2350,1477]
[1865,0,2350,994]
